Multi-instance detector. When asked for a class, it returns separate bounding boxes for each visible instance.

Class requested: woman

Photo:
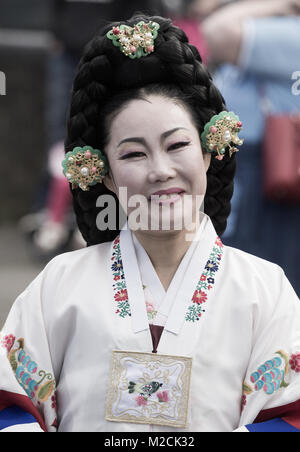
[0,14,299,432]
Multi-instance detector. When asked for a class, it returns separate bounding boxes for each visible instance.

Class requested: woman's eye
[120,152,145,160]
[119,142,191,159]
[168,141,191,151]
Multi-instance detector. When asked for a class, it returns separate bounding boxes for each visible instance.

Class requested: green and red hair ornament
[106,21,160,59]
[62,146,108,192]
[201,111,244,161]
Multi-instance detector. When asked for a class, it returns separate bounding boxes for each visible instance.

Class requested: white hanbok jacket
[0,215,300,432]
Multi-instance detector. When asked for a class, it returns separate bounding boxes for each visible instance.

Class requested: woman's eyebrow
[117,128,189,148]
[161,127,189,141]
[117,137,146,148]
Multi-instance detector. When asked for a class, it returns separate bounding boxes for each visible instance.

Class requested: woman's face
[104,95,211,233]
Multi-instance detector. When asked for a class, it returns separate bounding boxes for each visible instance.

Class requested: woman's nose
[147,155,177,183]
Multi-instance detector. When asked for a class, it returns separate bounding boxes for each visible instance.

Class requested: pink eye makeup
[167,140,191,151]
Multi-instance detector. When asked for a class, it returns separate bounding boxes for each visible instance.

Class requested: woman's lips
[149,191,185,205]
[150,188,185,196]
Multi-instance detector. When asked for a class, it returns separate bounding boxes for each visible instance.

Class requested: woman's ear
[204,152,211,172]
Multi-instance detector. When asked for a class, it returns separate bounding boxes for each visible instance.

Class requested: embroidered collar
[185,236,223,322]
[110,219,224,331]
[111,236,131,318]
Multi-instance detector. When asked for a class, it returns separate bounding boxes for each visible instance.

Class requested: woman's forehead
[108,95,196,142]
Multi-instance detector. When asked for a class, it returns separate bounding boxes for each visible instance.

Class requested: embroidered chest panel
[106,350,192,428]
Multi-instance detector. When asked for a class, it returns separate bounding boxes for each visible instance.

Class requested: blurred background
[0,0,299,327]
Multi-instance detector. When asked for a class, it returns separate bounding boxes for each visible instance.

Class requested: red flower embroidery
[51,391,57,410]
[216,237,223,248]
[185,236,224,322]
[114,289,128,302]
[1,334,15,353]
[289,352,300,372]
[157,391,169,403]
[192,290,207,305]
[136,395,147,406]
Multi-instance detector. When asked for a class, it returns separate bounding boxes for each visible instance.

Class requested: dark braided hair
[65,14,236,246]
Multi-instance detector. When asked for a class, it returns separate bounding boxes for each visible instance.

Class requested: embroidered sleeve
[237,270,300,432]
[0,273,57,432]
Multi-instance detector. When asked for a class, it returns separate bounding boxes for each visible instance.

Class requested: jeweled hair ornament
[62,146,109,191]
[201,111,244,160]
[107,21,160,59]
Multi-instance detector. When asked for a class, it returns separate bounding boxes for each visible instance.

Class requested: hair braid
[65,14,236,244]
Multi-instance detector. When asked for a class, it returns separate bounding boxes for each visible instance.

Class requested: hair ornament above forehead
[106,21,160,59]
[201,111,244,161]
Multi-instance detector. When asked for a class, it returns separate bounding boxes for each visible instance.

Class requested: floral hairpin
[201,111,244,160]
[107,21,160,59]
[62,146,109,191]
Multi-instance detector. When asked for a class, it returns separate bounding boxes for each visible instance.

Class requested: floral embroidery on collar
[185,237,224,322]
[111,235,224,321]
[111,236,131,318]
[145,300,158,321]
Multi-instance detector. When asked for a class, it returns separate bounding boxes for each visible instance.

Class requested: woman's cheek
[181,157,204,179]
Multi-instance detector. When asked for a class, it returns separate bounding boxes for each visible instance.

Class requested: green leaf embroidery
[37,380,55,402]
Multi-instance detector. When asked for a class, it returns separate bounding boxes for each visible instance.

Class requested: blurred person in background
[23,0,166,259]
[164,0,221,63]
[201,0,300,295]
[177,0,240,64]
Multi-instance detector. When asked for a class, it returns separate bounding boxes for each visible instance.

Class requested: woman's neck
[133,225,199,290]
